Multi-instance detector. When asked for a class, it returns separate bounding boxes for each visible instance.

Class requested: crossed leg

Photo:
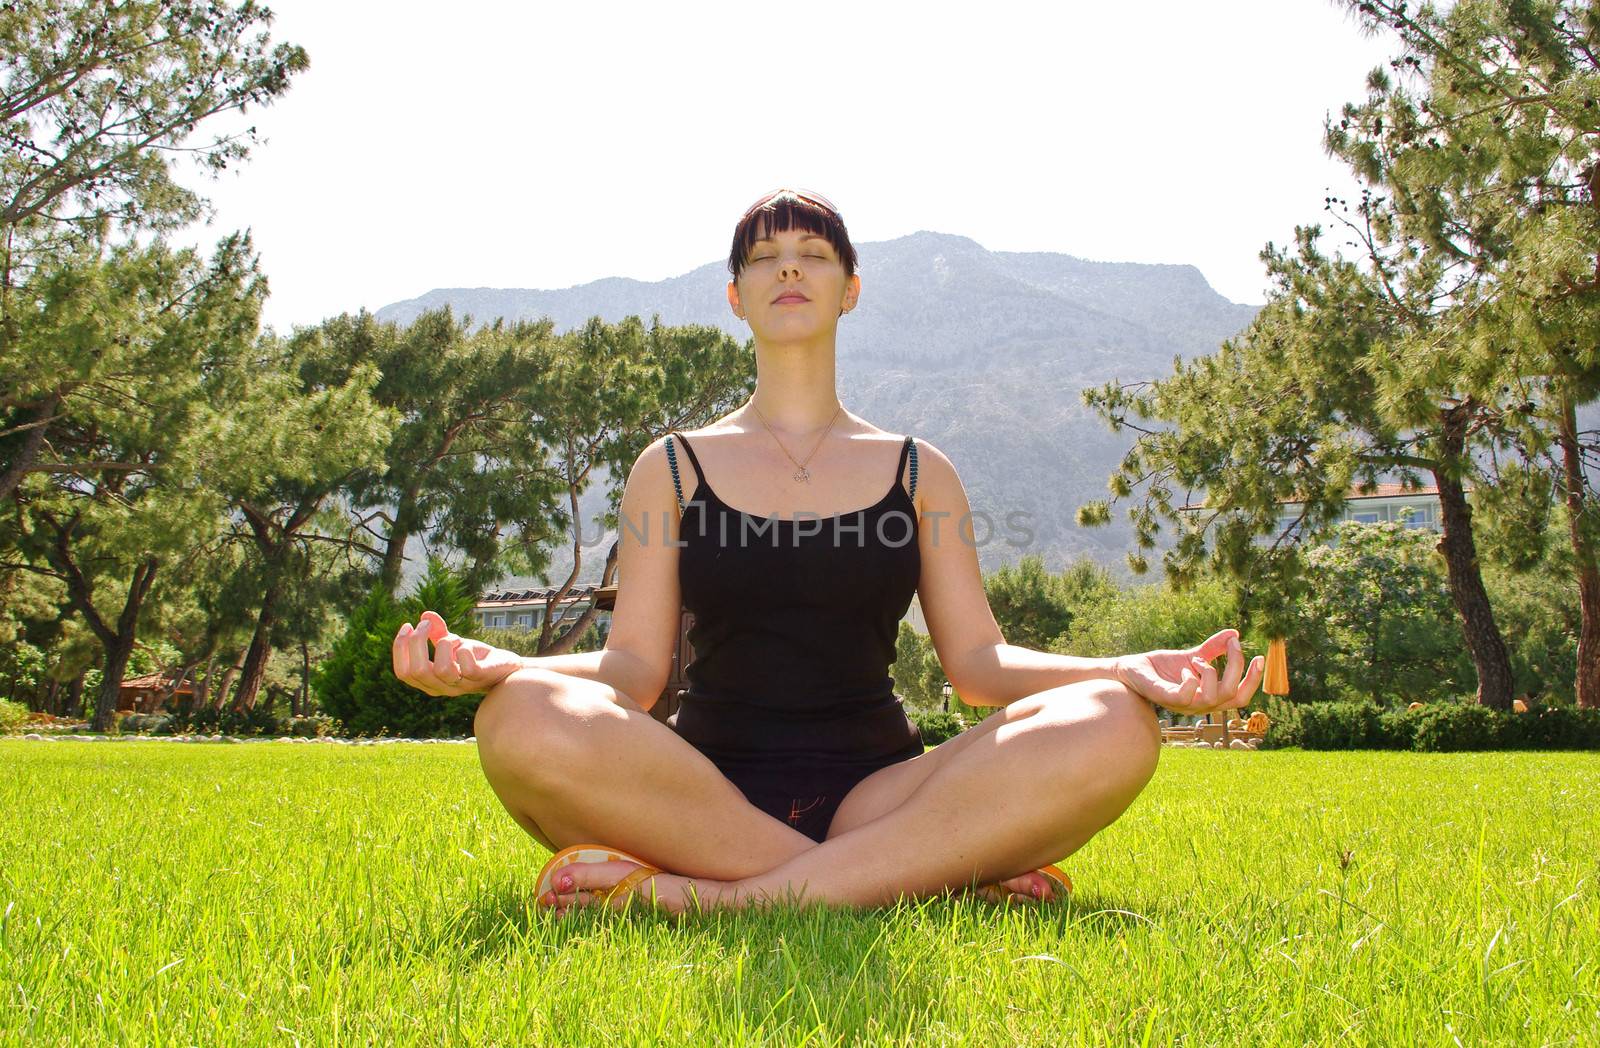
[474,667,1159,910]
[755,679,1161,907]
[473,666,816,882]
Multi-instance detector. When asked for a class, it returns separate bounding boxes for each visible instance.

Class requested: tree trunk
[212,649,248,712]
[233,580,279,711]
[91,633,138,733]
[298,639,310,717]
[380,489,420,596]
[1433,404,1514,710]
[1557,397,1600,710]
[43,676,60,716]
[0,394,60,504]
[65,672,85,719]
[158,665,191,710]
[191,655,215,711]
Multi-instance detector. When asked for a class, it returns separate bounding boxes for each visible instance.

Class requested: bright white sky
[188,1,1397,332]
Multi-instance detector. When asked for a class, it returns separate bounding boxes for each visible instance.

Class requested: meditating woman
[391,188,1264,916]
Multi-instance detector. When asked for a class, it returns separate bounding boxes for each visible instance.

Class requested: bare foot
[541,859,725,918]
[968,870,1062,906]
[542,860,1065,914]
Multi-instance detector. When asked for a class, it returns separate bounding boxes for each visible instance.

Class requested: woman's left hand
[1111,628,1264,716]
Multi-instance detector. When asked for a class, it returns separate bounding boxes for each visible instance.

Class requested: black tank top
[663,431,925,783]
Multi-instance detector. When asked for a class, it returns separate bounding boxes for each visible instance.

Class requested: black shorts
[713,746,922,844]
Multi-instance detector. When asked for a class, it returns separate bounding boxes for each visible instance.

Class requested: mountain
[378,231,1259,586]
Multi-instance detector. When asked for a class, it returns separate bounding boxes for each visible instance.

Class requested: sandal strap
[602,866,662,907]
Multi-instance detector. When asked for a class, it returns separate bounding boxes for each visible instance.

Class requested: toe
[999,871,1051,901]
[541,858,643,910]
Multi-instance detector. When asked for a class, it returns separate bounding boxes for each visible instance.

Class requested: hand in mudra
[1112,628,1264,716]
[392,610,523,696]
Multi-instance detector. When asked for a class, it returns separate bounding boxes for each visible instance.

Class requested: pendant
[793,466,810,483]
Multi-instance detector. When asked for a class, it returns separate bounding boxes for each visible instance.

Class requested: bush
[1265,699,1600,751]
[1410,703,1498,752]
[0,698,30,734]
[908,708,967,746]
[162,704,286,737]
[287,713,341,738]
[314,558,481,738]
[118,712,173,735]
[1285,701,1388,750]
[1286,522,1474,706]
[1058,573,1240,662]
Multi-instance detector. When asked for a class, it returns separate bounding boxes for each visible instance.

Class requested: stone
[1229,739,1251,750]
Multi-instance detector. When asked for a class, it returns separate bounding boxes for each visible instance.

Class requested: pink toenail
[1032,883,1043,898]
[558,875,572,891]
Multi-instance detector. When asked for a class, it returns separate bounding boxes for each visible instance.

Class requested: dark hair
[727,189,858,282]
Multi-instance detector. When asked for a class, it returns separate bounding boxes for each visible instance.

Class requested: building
[117,672,195,713]
[1274,482,1445,534]
[472,584,612,639]
[1181,482,1451,539]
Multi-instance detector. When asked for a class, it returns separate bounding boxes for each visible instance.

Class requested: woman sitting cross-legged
[390,188,1264,916]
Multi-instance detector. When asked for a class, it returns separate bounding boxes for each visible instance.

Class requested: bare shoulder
[623,434,693,509]
[626,435,673,489]
[907,436,962,498]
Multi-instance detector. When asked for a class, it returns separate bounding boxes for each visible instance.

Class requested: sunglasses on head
[741,188,843,220]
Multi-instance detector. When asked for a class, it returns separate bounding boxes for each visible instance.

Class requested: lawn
[1,741,1596,1046]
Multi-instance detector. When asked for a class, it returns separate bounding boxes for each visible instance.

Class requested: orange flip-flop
[1036,863,1073,897]
[972,863,1073,904]
[534,844,663,909]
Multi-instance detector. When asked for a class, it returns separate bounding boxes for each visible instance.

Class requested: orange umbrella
[1264,637,1290,697]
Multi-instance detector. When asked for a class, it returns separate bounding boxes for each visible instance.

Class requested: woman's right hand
[392,610,524,696]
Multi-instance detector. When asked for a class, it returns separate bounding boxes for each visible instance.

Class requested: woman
[392,188,1264,916]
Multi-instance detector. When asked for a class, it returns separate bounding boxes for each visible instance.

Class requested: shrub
[1264,699,1600,751]
[1288,701,1387,750]
[162,704,286,737]
[314,558,481,738]
[908,708,967,746]
[1410,703,1498,752]
[0,698,30,734]
[1058,573,1240,662]
[287,713,341,738]
[118,712,173,735]
[1286,522,1474,706]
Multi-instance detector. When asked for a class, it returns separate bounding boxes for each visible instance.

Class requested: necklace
[749,400,843,483]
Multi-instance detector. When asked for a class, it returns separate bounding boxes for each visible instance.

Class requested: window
[1350,510,1381,524]
[1398,505,1435,528]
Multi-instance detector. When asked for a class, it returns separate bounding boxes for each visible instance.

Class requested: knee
[1095,681,1161,789]
[474,668,604,785]
[1041,678,1160,795]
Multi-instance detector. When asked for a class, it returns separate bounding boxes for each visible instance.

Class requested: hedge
[1262,700,1600,751]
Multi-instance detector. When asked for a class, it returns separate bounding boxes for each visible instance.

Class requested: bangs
[728,192,858,280]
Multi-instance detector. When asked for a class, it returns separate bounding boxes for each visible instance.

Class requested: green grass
[1,742,1596,1046]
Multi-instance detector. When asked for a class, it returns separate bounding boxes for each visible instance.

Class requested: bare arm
[911,440,1118,708]
[912,441,1263,712]
[513,647,663,708]
[521,437,685,707]
[393,437,683,707]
